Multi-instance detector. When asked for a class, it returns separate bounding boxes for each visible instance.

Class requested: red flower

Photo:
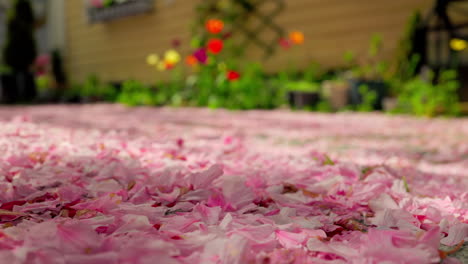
[171,38,181,48]
[206,19,224,34]
[165,62,175,70]
[279,38,291,49]
[207,38,224,54]
[222,31,233,40]
[227,70,240,81]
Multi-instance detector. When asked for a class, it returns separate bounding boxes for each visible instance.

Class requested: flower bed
[0,104,466,263]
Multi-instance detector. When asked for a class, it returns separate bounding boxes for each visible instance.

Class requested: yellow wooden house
[61,0,436,84]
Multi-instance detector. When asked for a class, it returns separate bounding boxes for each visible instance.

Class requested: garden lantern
[422,0,468,67]
[419,0,468,101]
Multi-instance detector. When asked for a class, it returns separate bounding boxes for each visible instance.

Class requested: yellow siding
[65,0,431,84]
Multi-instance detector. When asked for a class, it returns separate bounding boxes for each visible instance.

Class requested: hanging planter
[87,0,154,23]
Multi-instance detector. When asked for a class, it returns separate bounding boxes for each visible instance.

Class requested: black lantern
[423,0,468,67]
[418,0,468,101]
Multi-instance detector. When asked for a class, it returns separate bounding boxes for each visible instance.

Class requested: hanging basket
[87,0,154,23]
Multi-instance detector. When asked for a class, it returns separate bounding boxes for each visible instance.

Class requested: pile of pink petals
[0,104,466,264]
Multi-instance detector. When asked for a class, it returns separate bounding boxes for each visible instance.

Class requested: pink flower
[193,49,207,64]
[279,38,292,49]
[90,0,104,8]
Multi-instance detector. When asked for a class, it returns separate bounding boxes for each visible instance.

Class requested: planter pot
[38,89,56,102]
[322,80,349,110]
[288,91,320,109]
[88,0,154,23]
[383,97,398,112]
[60,94,82,104]
[1,74,17,103]
[80,96,103,103]
[348,79,387,110]
[0,72,36,103]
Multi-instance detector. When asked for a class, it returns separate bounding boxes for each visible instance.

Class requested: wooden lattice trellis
[196,0,285,59]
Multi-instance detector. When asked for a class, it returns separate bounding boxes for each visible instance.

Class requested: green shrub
[80,75,118,102]
[395,70,460,117]
[356,85,377,112]
[117,80,155,106]
[284,81,320,93]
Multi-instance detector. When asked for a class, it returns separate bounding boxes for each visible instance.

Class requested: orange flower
[289,31,304,45]
[206,19,224,34]
[185,55,198,66]
[207,38,224,54]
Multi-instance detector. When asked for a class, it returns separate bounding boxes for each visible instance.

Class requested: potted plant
[1,0,37,103]
[347,34,389,110]
[321,79,349,111]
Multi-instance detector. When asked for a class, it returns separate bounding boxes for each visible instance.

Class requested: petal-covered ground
[0,104,466,264]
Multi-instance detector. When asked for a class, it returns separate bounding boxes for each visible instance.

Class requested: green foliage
[323,154,335,166]
[115,62,286,110]
[64,75,118,103]
[285,81,320,93]
[303,62,324,83]
[394,11,422,82]
[343,51,356,67]
[315,100,333,113]
[36,75,50,92]
[387,54,420,96]
[144,69,188,107]
[82,75,118,102]
[3,0,36,72]
[117,80,155,106]
[349,34,389,81]
[394,70,460,117]
[402,176,411,193]
[356,85,377,112]
[0,64,12,74]
[389,11,423,96]
[186,63,283,110]
[103,0,114,7]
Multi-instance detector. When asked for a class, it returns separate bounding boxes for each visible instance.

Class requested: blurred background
[0,0,467,116]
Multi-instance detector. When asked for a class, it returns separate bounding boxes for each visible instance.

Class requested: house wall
[65,0,196,84]
[64,0,431,84]
[46,0,66,52]
[32,0,49,55]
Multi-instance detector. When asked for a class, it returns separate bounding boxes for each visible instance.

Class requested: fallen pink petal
[0,105,465,263]
[1,1,468,262]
